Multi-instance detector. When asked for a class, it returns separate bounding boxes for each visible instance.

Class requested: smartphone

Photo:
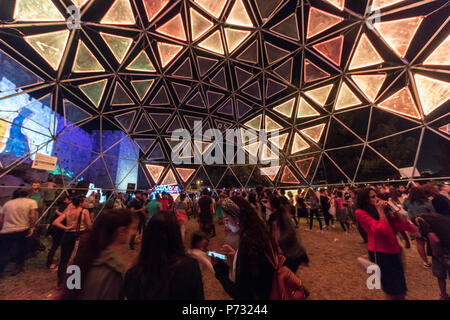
[208,251,226,260]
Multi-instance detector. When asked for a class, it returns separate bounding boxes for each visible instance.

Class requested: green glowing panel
[244,115,262,130]
[100,33,133,64]
[79,79,108,108]
[101,0,135,25]
[132,79,154,101]
[72,40,105,73]
[265,116,283,132]
[14,0,65,21]
[126,50,155,72]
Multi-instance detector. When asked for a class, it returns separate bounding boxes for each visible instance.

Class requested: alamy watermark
[366,265,381,290]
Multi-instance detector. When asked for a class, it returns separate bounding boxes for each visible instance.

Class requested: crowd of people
[0,178,449,300]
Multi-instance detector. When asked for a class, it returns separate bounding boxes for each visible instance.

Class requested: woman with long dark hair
[62,209,134,299]
[124,211,204,300]
[213,197,277,300]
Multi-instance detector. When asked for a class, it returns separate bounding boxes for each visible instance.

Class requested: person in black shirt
[46,195,71,269]
[319,189,333,230]
[197,189,214,237]
[127,191,146,250]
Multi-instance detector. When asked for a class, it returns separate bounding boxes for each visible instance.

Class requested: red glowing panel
[156,14,186,41]
[312,35,344,66]
[281,166,300,184]
[143,0,169,22]
[295,157,314,178]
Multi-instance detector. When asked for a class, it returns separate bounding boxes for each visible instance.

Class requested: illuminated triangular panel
[161,169,178,186]
[111,82,133,105]
[145,164,165,183]
[157,42,183,68]
[297,97,320,118]
[377,87,421,119]
[14,0,65,21]
[374,17,423,58]
[244,141,260,157]
[24,30,70,71]
[424,35,450,65]
[301,123,326,143]
[335,82,362,110]
[304,84,333,107]
[371,0,405,10]
[198,30,224,55]
[307,7,343,39]
[349,34,384,70]
[150,86,170,105]
[190,8,214,41]
[224,28,251,53]
[414,74,450,116]
[73,0,89,7]
[312,35,344,66]
[260,166,280,181]
[79,79,107,108]
[72,40,105,73]
[295,157,314,178]
[245,115,262,130]
[269,132,289,150]
[194,140,213,155]
[304,59,330,83]
[281,166,299,184]
[265,116,283,132]
[260,144,278,162]
[194,0,227,19]
[143,0,168,22]
[100,33,134,64]
[126,50,155,72]
[156,14,186,41]
[273,98,296,118]
[265,42,290,65]
[176,168,196,182]
[101,0,135,25]
[291,133,310,154]
[439,124,450,135]
[270,14,300,41]
[131,79,154,101]
[351,74,386,102]
[226,0,253,27]
[325,0,345,11]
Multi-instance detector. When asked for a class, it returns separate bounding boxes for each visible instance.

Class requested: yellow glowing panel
[301,123,326,143]
[176,168,196,182]
[245,115,262,130]
[325,0,345,11]
[194,0,227,19]
[79,79,107,108]
[265,116,283,132]
[145,164,165,183]
[24,30,70,71]
[297,97,320,118]
[143,0,168,22]
[291,133,310,154]
[281,166,299,184]
[101,0,135,25]
[260,166,280,181]
[161,169,178,186]
[225,28,251,53]
[349,34,384,70]
[100,33,133,64]
[156,14,186,41]
[335,82,362,110]
[372,0,405,10]
[295,157,314,178]
[414,74,450,116]
[304,84,333,106]
[269,132,289,150]
[72,40,105,73]
[377,87,421,119]
[14,0,65,21]
[226,0,253,27]
[374,17,423,58]
[312,35,344,66]
[307,7,343,39]
[190,8,214,41]
[126,50,155,72]
[131,79,154,101]
[198,30,224,55]
[244,141,260,157]
[424,35,450,66]
[157,42,183,68]
[73,0,89,7]
[273,98,295,118]
[351,74,386,102]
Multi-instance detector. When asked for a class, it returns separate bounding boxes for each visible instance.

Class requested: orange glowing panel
[439,124,450,135]
[301,123,326,143]
[297,97,320,118]
[161,169,178,186]
[273,98,296,118]
[260,166,280,181]
[194,0,227,19]
[424,35,450,66]
[157,42,183,68]
[101,0,135,25]
[145,164,165,183]
[176,168,196,182]
[24,30,70,71]
[281,166,299,184]
[198,30,224,55]
[226,0,253,27]
[291,133,310,154]
[351,74,386,102]
[156,14,186,41]
[304,84,333,107]
[349,34,383,70]
[73,0,89,7]
[312,35,344,66]
[374,17,423,58]
[414,74,450,116]
[14,0,65,21]
[72,40,105,73]
[325,0,345,11]
[143,0,168,22]
[371,0,405,10]
[190,8,214,41]
[295,157,314,178]
[377,87,421,120]
[304,59,330,83]
[269,132,289,150]
[335,82,362,110]
[307,7,343,39]
[225,28,251,53]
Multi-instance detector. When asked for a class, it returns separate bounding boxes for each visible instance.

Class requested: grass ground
[0,218,440,300]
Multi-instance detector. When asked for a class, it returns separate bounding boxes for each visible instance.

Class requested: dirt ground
[0,218,441,300]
